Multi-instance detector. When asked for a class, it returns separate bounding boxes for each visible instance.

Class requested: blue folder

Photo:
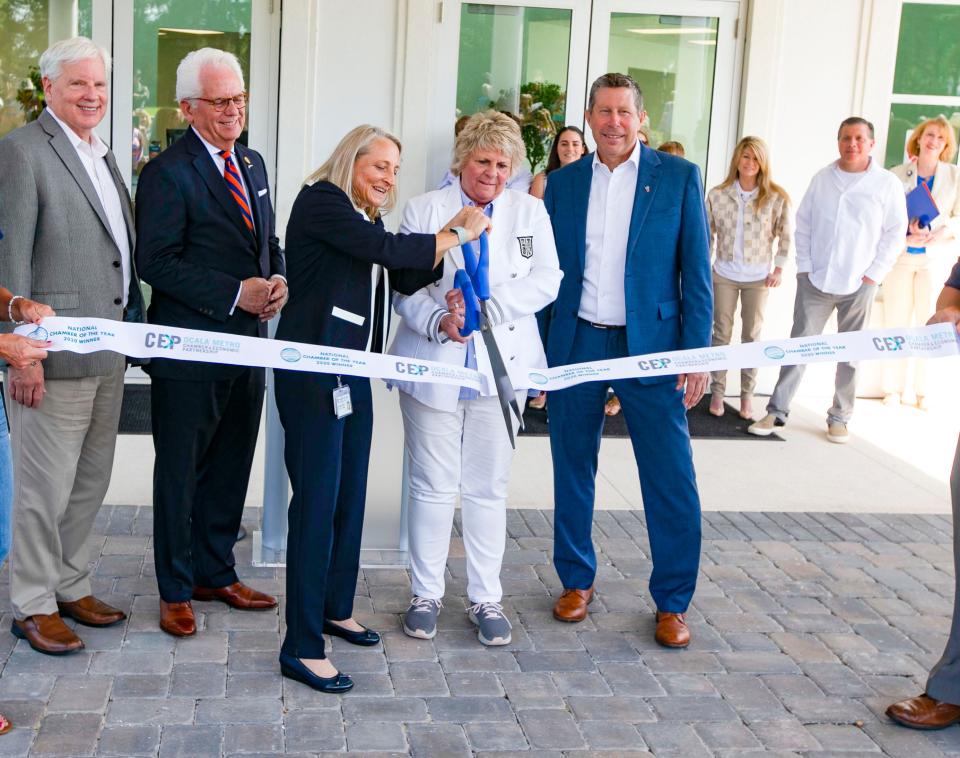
[906,182,939,227]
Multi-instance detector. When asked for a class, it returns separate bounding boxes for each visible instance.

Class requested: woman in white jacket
[886,116,960,409]
[390,112,562,646]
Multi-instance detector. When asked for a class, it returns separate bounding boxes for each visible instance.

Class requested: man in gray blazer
[0,37,144,655]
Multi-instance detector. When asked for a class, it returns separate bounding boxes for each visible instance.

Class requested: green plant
[16,66,44,122]
[519,81,566,171]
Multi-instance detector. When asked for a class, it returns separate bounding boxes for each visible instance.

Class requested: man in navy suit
[543,73,712,647]
[135,48,285,637]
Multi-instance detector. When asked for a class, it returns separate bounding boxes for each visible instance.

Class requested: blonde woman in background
[707,136,791,419]
[885,116,960,410]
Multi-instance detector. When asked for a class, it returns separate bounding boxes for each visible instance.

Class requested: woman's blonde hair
[451,111,526,177]
[905,115,957,163]
[305,125,402,215]
[716,135,790,209]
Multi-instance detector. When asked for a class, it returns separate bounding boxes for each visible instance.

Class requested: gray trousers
[767,273,877,425]
[927,435,960,703]
[6,368,124,618]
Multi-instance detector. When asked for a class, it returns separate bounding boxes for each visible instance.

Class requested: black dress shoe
[323,619,380,646]
[278,652,353,693]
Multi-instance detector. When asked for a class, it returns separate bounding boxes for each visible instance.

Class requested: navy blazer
[276,181,440,352]
[542,145,713,382]
[135,127,285,379]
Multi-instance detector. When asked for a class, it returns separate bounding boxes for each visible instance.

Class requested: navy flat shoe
[278,652,353,693]
[323,620,381,646]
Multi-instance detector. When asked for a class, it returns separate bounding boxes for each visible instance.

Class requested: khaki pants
[710,271,770,398]
[882,251,934,398]
[6,368,124,619]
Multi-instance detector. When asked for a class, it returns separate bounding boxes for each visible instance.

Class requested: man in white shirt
[749,117,906,443]
[0,37,145,654]
[542,73,712,647]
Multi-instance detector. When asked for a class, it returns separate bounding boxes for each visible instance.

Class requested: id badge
[332,379,353,419]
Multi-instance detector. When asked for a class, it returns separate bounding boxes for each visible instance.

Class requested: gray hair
[587,73,643,113]
[176,48,245,102]
[451,111,525,177]
[39,36,111,82]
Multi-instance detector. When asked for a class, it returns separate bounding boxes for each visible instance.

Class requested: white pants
[882,251,934,397]
[399,390,522,603]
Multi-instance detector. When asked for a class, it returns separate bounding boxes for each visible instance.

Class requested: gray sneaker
[747,413,782,437]
[827,421,849,444]
[467,602,512,646]
[402,597,441,639]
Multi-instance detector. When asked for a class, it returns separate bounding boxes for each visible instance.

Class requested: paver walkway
[0,505,958,756]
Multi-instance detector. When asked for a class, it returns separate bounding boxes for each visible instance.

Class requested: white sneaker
[747,413,781,437]
[827,421,849,444]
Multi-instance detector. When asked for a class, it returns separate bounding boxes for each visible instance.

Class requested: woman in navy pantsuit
[275,125,490,693]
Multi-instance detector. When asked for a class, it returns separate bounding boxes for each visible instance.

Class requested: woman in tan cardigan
[885,116,960,410]
[706,136,791,420]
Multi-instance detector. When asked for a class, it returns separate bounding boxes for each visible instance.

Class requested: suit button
[509,355,516,361]
[113,261,121,268]
[113,297,122,305]
[508,325,515,331]
[510,273,517,278]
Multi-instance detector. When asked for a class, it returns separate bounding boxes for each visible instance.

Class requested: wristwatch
[448,226,469,247]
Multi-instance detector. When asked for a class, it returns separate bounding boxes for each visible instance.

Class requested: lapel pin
[242,155,252,166]
[644,185,651,193]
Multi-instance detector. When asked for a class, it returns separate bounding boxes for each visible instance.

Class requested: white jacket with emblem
[389,180,562,411]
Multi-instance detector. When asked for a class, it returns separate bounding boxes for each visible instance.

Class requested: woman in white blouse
[886,116,960,409]
[706,136,791,420]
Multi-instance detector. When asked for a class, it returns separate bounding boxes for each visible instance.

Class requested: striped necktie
[218,150,254,232]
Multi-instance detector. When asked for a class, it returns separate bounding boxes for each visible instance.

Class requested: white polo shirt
[578,140,641,325]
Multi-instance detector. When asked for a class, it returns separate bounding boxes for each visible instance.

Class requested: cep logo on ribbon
[873,336,905,352]
[396,361,429,376]
[529,372,548,385]
[637,357,671,371]
[764,346,786,360]
[28,326,48,341]
[280,348,301,363]
[145,332,181,349]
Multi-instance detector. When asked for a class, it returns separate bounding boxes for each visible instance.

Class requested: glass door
[440,0,591,180]
[0,0,95,140]
[110,0,280,197]
[587,0,741,187]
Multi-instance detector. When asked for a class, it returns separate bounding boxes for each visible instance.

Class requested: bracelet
[448,226,469,247]
[7,295,25,325]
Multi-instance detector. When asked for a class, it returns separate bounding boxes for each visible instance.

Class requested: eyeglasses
[190,93,247,112]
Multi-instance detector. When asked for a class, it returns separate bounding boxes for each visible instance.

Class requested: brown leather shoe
[11,613,84,655]
[552,587,594,623]
[887,694,960,730]
[655,611,690,648]
[57,596,126,627]
[159,600,196,637]
[192,581,278,610]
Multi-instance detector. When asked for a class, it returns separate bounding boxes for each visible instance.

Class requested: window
[455,4,574,172]
[884,2,960,167]
[0,0,93,140]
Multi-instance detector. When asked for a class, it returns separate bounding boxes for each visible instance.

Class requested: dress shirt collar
[458,178,495,217]
[46,106,108,158]
[591,139,641,175]
[832,156,878,177]
[192,126,239,161]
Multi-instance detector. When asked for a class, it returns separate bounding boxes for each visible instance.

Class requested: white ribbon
[15,317,960,393]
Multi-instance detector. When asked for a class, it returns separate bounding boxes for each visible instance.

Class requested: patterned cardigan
[706,183,792,269]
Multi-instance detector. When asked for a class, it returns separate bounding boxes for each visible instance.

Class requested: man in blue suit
[543,73,712,647]
[135,48,285,637]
